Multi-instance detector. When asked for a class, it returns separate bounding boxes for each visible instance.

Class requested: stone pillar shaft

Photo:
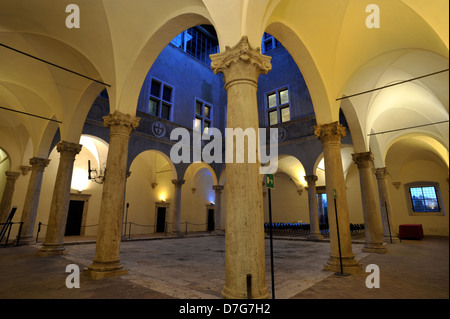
[375,167,399,243]
[0,171,20,223]
[86,111,140,279]
[314,122,361,274]
[213,185,224,230]
[305,175,322,240]
[317,193,325,224]
[38,141,82,256]
[171,179,185,234]
[18,157,50,244]
[211,36,271,299]
[352,152,386,253]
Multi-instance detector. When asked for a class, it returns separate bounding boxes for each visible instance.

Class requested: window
[404,182,445,216]
[194,99,213,135]
[98,89,109,99]
[409,186,440,212]
[266,87,291,126]
[149,79,173,120]
[170,26,219,65]
[261,33,282,53]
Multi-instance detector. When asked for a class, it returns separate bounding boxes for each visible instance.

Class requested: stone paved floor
[0,234,448,300]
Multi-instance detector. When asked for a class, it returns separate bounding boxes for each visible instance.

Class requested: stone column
[352,152,387,253]
[374,167,399,243]
[18,157,50,245]
[85,111,140,279]
[211,36,272,299]
[317,193,325,224]
[213,185,224,230]
[37,141,82,256]
[171,179,185,234]
[0,171,20,223]
[305,175,322,240]
[314,122,361,274]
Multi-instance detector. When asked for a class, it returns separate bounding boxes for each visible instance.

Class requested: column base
[84,260,128,280]
[222,284,269,299]
[15,236,36,246]
[37,244,67,256]
[363,242,388,254]
[307,232,323,241]
[323,255,362,274]
[383,235,400,244]
[172,231,184,237]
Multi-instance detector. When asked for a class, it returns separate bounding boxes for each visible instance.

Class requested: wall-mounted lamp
[88,160,105,184]
[71,168,90,193]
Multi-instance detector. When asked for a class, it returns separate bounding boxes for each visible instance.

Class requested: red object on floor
[399,224,423,240]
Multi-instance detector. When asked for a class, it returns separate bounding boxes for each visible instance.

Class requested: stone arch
[184,162,218,189]
[264,21,333,124]
[117,10,216,115]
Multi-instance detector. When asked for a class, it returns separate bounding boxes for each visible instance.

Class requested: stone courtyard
[0,234,448,300]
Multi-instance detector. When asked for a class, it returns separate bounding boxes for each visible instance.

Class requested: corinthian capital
[352,152,374,169]
[57,141,82,156]
[103,111,140,134]
[29,157,50,169]
[374,167,389,179]
[304,175,318,185]
[172,179,185,188]
[210,36,272,89]
[314,122,346,144]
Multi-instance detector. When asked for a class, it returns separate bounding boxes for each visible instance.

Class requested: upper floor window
[194,99,213,135]
[266,87,290,126]
[404,182,445,216]
[171,26,219,66]
[98,89,109,99]
[149,78,173,120]
[409,186,440,213]
[262,33,282,53]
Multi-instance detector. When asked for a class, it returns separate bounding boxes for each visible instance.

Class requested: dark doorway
[207,209,215,231]
[156,206,166,233]
[65,200,84,236]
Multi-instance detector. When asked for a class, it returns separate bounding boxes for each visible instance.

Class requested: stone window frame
[404,181,446,216]
[194,97,213,135]
[265,85,291,126]
[149,77,174,121]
